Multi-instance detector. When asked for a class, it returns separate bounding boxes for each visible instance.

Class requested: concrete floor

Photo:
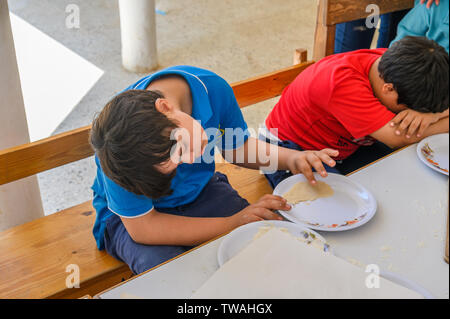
[8,0,318,215]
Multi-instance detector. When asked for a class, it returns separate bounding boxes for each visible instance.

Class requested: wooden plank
[0,200,128,299]
[313,22,336,61]
[0,125,94,185]
[313,0,336,61]
[324,0,414,26]
[232,61,314,108]
[0,63,313,186]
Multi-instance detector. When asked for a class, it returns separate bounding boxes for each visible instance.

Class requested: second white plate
[273,173,377,231]
[217,220,329,266]
[416,133,449,176]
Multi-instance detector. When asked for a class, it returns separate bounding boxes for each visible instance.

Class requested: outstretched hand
[229,194,290,228]
[286,149,339,185]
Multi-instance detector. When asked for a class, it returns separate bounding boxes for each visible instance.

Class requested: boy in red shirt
[264,36,449,186]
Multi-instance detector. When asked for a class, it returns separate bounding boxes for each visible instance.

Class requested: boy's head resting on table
[90,89,208,199]
[374,36,448,114]
[265,35,449,163]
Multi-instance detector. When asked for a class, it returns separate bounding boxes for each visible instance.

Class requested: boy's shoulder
[163,65,217,76]
[164,66,234,101]
[299,49,384,97]
[317,49,385,72]
[152,65,223,84]
[166,66,230,89]
[310,49,386,92]
[124,65,226,92]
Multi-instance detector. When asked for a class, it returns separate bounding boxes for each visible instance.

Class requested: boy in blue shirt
[89,66,339,274]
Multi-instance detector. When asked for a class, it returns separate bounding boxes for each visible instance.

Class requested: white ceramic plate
[217,220,330,266]
[273,173,377,231]
[416,133,449,176]
[380,270,434,299]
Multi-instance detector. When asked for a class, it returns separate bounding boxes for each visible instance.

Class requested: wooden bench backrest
[0,61,314,186]
[313,0,415,60]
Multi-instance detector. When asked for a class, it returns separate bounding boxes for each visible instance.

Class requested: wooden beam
[313,0,336,61]
[0,62,313,185]
[324,0,414,26]
[0,125,94,185]
[313,23,336,61]
[232,61,314,108]
[293,48,308,65]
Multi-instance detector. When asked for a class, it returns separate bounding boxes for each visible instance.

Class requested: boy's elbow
[380,134,424,149]
[382,139,407,150]
[129,231,162,246]
[127,229,146,245]
[121,219,153,245]
[120,209,164,245]
[370,130,412,149]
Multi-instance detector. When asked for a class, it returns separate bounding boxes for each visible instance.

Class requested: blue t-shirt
[91,65,250,250]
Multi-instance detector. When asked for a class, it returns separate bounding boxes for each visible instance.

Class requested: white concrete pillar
[0,0,44,231]
[118,0,158,73]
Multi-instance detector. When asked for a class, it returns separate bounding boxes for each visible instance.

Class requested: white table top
[97,144,449,299]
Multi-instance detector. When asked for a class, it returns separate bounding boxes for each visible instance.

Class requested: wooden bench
[313,0,415,60]
[0,53,313,298]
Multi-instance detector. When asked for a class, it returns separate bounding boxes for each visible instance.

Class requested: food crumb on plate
[380,245,392,252]
[346,257,365,268]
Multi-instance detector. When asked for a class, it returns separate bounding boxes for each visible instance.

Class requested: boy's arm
[120,209,233,246]
[120,195,289,246]
[390,3,430,46]
[215,77,337,183]
[369,115,449,149]
[222,137,339,184]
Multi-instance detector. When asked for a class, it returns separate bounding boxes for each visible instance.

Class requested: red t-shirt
[266,48,395,160]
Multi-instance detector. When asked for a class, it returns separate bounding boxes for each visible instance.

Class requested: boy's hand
[389,109,446,138]
[286,149,339,185]
[420,0,439,9]
[229,194,290,228]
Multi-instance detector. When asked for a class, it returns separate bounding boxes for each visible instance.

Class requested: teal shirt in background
[391,0,449,53]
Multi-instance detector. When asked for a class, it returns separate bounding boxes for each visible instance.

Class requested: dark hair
[90,89,178,199]
[378,36,449,113]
